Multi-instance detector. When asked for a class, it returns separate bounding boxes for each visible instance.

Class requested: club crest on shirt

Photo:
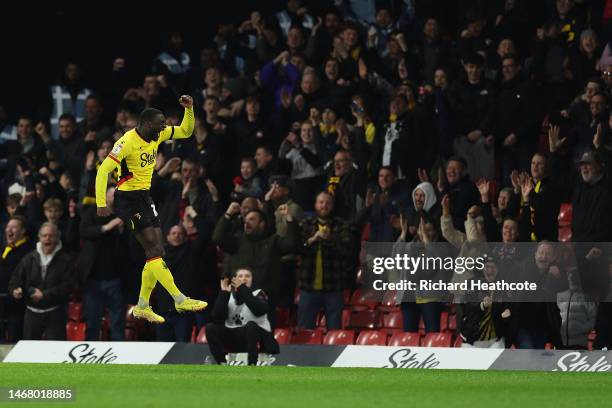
[111,143,123,155]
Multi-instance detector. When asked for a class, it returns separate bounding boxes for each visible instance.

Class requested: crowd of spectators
[1,0,612,349]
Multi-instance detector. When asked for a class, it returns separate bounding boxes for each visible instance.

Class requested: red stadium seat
[274,328,292,345]
[348,310,381,330]
[422,332,452,347]
[448,314,457,332]
[196,327,207,344]
[66,322,86,341]
[388,332,420,347]
[124,327,138,341]
[349,289,380,310]
[379,328,403,337]
[453,335,463,348]
[382,310,403,330]
[291,330,323,345]
[377,290,400,312]
[440,311,449,332]
[558,226,572,242]
[558,203,572,227]
[323,329,355,345]
[355,330,387,346]
[68,302,83,322]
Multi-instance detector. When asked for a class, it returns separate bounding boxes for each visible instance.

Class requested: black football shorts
[113,190,161,231]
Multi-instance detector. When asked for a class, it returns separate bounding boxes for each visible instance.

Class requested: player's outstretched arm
[95,156,119,215]
[167,95,195,140]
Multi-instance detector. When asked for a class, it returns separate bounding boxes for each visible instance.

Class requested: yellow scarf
[2,237,28,259]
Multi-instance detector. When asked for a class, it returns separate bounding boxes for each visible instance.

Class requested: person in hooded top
[406,181,441,241]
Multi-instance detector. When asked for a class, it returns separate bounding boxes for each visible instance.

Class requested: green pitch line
[0,363,610,408]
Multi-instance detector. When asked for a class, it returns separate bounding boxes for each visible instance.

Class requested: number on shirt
[151,204,158,217]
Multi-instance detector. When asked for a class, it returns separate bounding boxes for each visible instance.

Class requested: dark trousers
[515,327,549,349]
[23,308,66,340]
[206,321,265,365]
[156,312,194,342]
[594,302,612,349]
[401,302,442,333]
[297,290,344,330]
[0,295,25,343]
[83,278,125,341]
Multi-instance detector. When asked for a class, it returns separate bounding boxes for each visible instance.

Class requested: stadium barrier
[2,341,611,372]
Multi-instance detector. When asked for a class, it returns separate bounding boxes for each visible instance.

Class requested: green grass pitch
[0,363,610,407]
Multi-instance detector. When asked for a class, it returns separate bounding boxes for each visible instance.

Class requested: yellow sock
[137,261,158,307]
[145,257,184,301]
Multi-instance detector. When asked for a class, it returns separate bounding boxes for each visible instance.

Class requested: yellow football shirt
[95,107,194,207]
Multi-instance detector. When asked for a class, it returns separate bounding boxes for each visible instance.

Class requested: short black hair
[140,108,163,123]
[463,52,484,67]
[58,113,76,123]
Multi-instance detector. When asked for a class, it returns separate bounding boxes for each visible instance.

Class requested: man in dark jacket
[550,126,612,348]
[439,157,480,232]
[35,114,86,185]
[79,187,128,341]
[206,267,279,365]
[324,149,366,222]
[212,202,299,309]
[356,166,409,242]
[152,157,221,235]
[0,216,34,342]
[298,192,352,330]
[486,54,541,184]
[518,153,562,242]
[8,222,75,340]
[155,212,213,342]
[450,52,497,180]
[512,242,567,349]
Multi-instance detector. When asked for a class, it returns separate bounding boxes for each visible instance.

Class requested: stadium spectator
[262,175,304,308]
[513,242,567,349]
[449,52,496,180]
[298,191,352,330]
[279,121,325,211]
[357,166,409,243]
[206,267,279,365]
[0,216,34,342]
[8,223,75,340]
[152,32,191,94]
[155,214,211,342]
[487,54,541,185]
[395,216,449,333]
[35,114,86,185]
[44,63,92,139]
[407,180,440,239]
[556,268,598,349]
[516,153,562,242]
[212,201,299,321]
[460,258,512,348]
[152,157,221,235]
[78,95,113,146]
[432,157,480,232]
[324,149,366,222]
[79,187,128,341]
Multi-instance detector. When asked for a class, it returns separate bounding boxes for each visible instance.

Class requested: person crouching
[206,267,279,365]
